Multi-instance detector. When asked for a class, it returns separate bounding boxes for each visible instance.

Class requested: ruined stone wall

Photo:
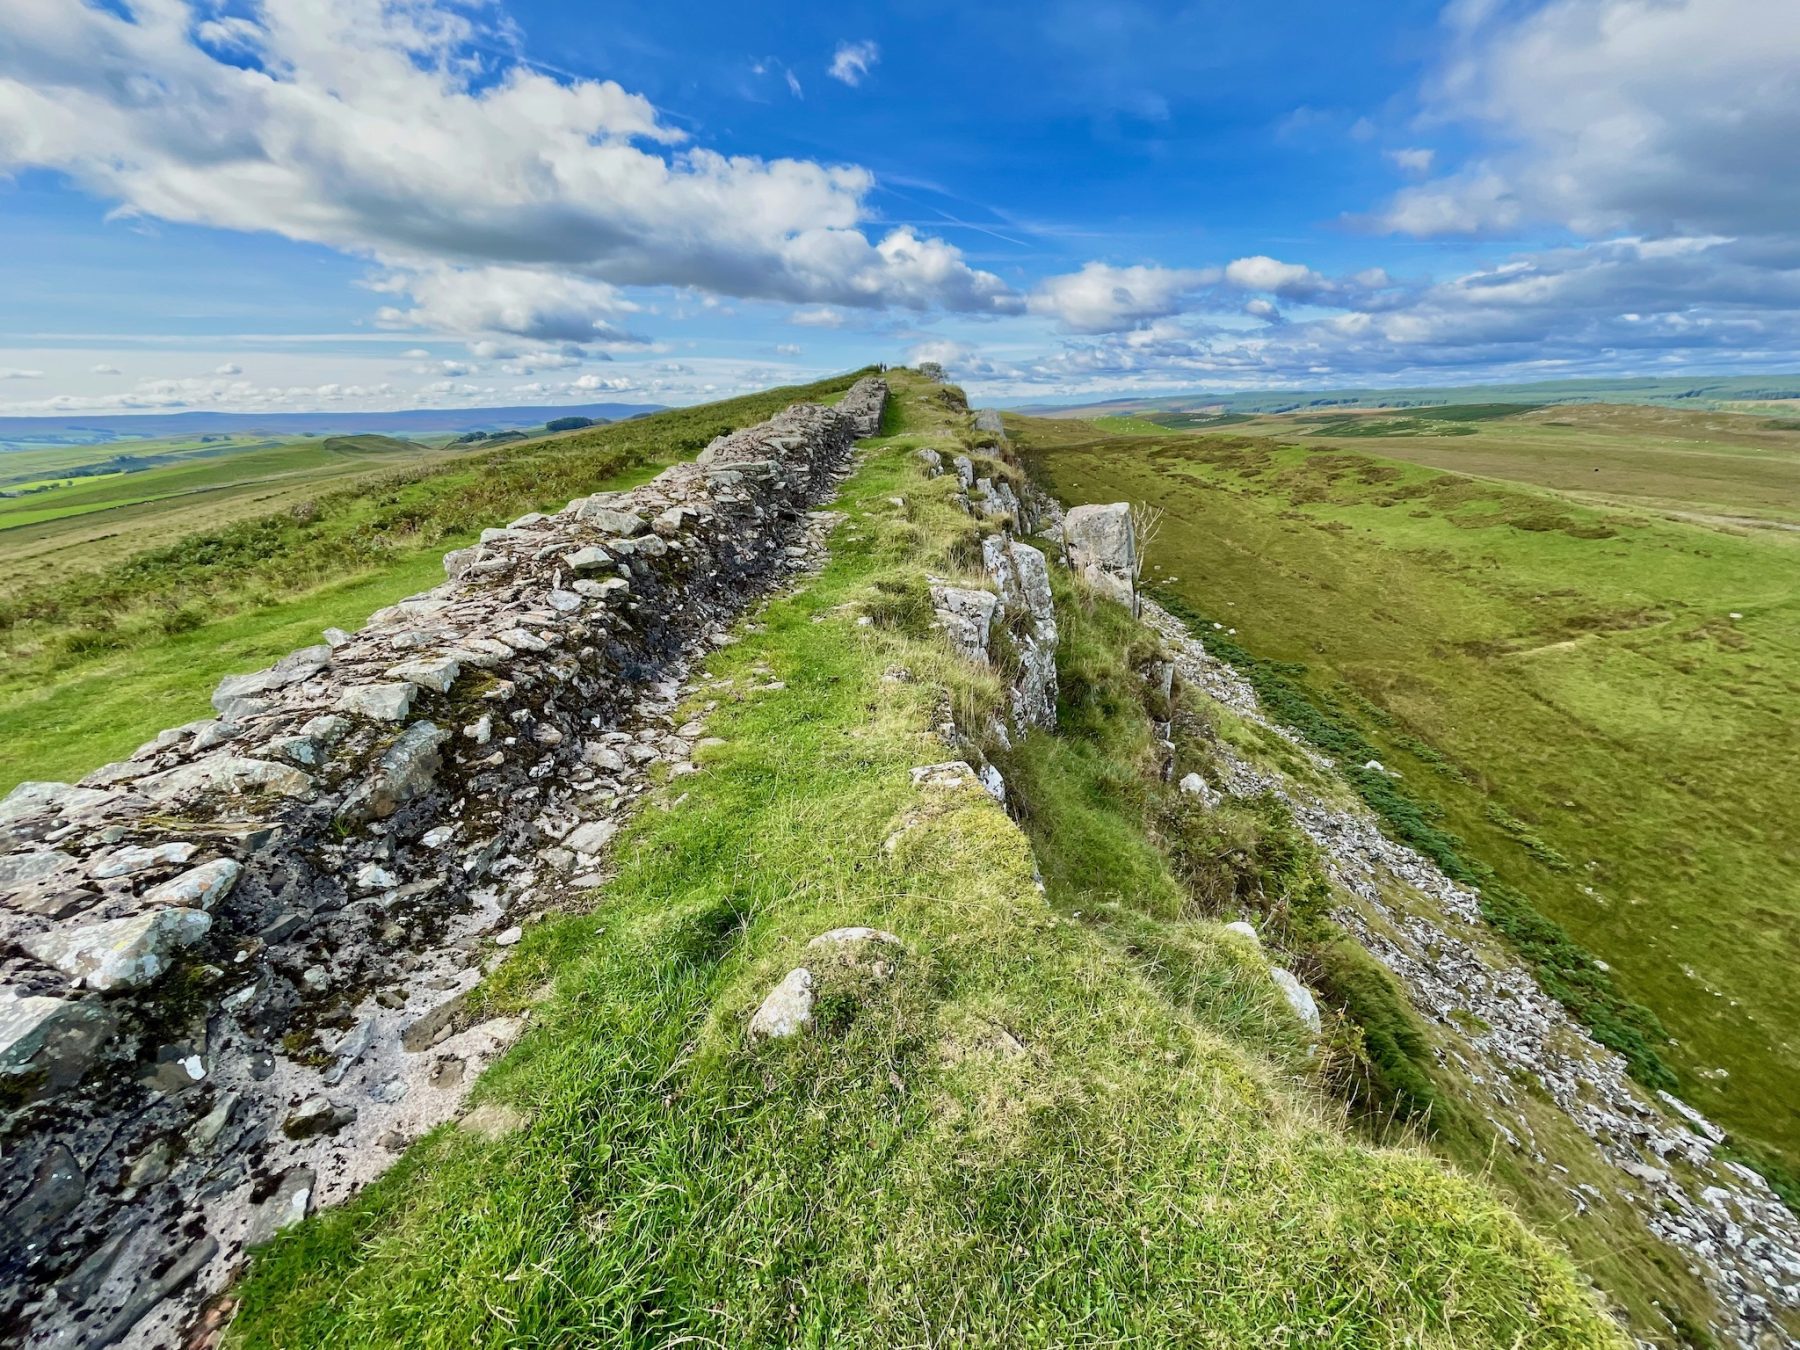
[0,378,887,1347]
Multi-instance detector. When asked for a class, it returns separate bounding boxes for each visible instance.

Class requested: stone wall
[0,378,887,1347]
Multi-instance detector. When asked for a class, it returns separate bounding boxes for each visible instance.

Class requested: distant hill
[318,433,426,455]
[1011,372,1800,418]
[0,401,665,450]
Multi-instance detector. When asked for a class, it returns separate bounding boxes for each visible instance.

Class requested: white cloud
[1029,263,1216,333]
[499,349,585,375]
[214,361,243,375]
[1385,147,1435,174]
[774,343,802,356]
[0,375,406,414]
[789,306,847,328]
[400,348,432,360]
[1029,257,1398,333]
[1378,0,1800,239]
[374,265,645,345]
[90,362,121,375]
[0,368,44,379]
[1222,256,1322,297]
[0,1,1012,341]
[828,40,879,87]
[572,373,633,392]
[963,233,1800,395]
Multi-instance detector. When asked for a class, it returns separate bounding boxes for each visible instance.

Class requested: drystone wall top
[0,378,885,1348]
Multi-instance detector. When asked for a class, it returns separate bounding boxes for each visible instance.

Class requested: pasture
[1014,407,1800,1185]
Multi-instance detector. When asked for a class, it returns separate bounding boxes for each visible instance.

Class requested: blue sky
[1,0,1797,413]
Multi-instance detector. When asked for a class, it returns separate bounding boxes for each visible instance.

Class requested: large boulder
[1063,502,1137,613]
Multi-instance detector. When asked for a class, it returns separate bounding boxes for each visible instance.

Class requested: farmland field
[1014,404,1800,1185]
[0,432,472,588]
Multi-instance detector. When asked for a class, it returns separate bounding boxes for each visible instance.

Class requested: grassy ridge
[1013,419,1800,1192]
[0,374,868,792]
[227,373,1621,1348]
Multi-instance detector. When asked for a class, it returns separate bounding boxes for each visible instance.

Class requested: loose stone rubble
[0,378,886,1348]
[1140,595,1800,1349]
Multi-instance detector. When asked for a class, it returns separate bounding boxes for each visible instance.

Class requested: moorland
[1014,399,1800,1192]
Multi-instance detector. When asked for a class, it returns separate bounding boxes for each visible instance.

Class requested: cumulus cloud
[214,362,243,375]
[90,362,121,375]
[828,40,879,87]
[0,0,1012,341]
[0,368,44,379]
[971,233,1800,394]
[374,265,645,345]
[789,307,847,328]
[1377,0,1800,239]
[1029,258,1400,333]
[1028,263,1216,333]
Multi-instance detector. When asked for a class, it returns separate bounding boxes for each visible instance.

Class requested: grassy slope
[227,373,1619,1348]
[1013,418,1800,1188]
[0,375,867,794]
[1004,570,1729,1345]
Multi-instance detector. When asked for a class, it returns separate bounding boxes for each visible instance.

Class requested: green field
[0,432,474,589]
[0,374,869,792]
[1214,401,1800,526]
[1014,407,1800,1186]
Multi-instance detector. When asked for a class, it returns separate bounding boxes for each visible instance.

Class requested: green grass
[0,435,441,550]
[0,373,871,792]
[1015,418,1800,1193]
[227,372,1621,1349]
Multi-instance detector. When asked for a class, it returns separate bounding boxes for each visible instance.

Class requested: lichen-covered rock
[141,859,241,911]
[1063,502,1137,613]
[385,656,461,694]
[909,761,984,792]
[336,682,416,721]
[21,908,212,991]
[360,722,449,820]
[0,992,116,1088]
[748,967,815,1040]
[210,644,332,718]
[1178,773,1220,809]
[1270,968,1322,1036]
[564,819,618,856]
[928,583,997,662]
[982,537,1058,733]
